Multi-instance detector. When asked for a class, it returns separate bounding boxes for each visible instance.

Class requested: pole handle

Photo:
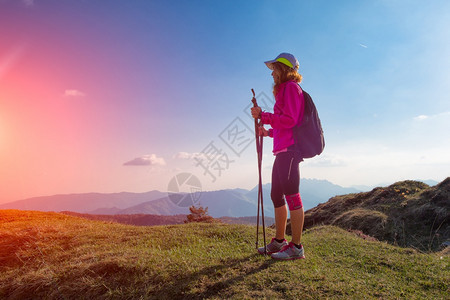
[251,89,258,107]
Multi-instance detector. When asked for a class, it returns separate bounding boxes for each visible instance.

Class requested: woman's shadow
[151,253,279,299]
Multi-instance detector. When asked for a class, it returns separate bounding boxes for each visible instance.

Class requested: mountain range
[0,179,362,218]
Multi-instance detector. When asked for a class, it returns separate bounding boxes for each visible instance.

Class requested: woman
[251,52,305,260]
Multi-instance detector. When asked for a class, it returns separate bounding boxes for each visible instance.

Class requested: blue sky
[0,0,449,202]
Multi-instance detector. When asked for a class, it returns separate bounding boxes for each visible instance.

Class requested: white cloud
[173,152,202,159]
[413,115,429,121]
[359,43,368,48]
[303,154,347,168]
[123,154,166,166]
[413,111,450,121]
[64,90,85,97]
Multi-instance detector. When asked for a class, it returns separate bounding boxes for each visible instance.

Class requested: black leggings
[271,151,302,208]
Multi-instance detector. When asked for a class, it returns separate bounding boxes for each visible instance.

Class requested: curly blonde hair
[272,62,303,97]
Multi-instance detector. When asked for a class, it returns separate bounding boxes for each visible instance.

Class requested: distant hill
[418,179,439,186]
[245,179,360,211]
[351,179,439,192]
[93,179,360,218]
[0,191,166,213]
[285,177,450,252]
[115,189,264,218]
[0,179,361,218]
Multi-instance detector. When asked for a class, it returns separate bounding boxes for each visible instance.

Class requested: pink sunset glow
[1,1,449,203]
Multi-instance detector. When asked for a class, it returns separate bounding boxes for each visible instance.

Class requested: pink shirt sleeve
[260,83,304,129]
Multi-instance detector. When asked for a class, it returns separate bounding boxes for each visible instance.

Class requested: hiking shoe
[258,238,288,255]
[271,242,305,260]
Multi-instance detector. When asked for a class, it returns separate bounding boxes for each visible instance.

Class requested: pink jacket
[260,81,305,154]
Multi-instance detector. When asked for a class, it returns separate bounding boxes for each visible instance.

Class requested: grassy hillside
[1,210,448,299]
[293,178,450,252]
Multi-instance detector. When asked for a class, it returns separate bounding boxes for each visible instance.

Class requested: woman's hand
[258,126,269,137]
[251,106,262,119]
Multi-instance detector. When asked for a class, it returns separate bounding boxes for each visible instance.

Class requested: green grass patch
[1,210,448,299]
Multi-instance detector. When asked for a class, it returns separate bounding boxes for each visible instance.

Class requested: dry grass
[299,178,450,252]
[1,210,449,299]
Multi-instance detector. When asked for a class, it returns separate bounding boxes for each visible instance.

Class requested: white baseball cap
[265,52,299,70]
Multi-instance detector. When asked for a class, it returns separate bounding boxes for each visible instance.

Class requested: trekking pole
[251,89,267,254]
